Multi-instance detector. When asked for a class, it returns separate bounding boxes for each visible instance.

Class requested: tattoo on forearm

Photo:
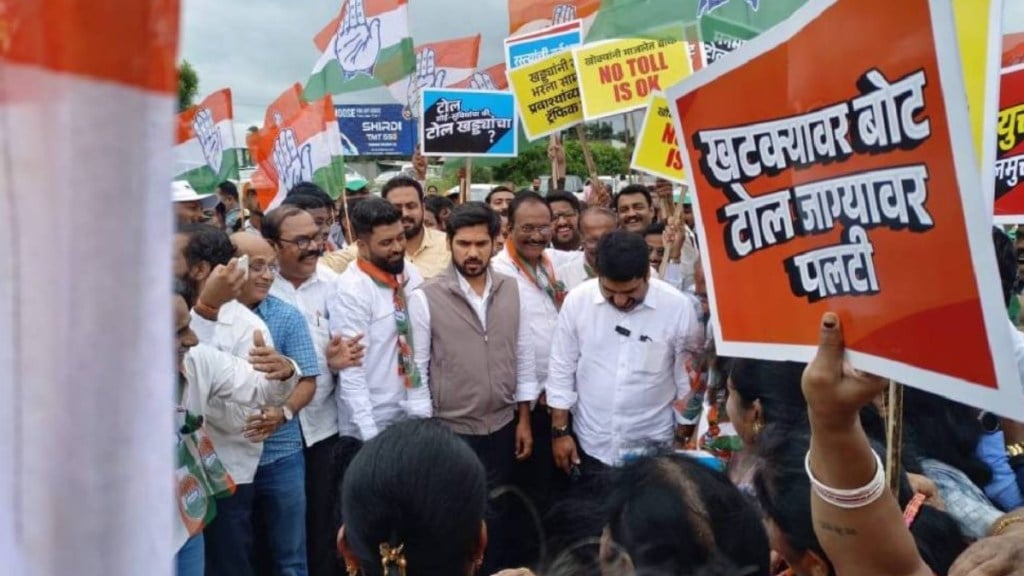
[818,521,858,537]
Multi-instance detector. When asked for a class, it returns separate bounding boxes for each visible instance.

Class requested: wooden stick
[340,186,353,245]
[574,124,599,183]
[884,380,904,496]
[461,158,472,205]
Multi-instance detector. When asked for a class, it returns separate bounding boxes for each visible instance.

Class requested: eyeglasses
[277,234,326,250]
[516,224,553,236]
[249,261,280,275]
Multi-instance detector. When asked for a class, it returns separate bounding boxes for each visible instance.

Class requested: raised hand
[198,258,245,310]
[193,107,223,174]
[272,128,314,193]
[552,3,577,25]
[406,48,447,119]
[334,0,382,79]
[469,71,496,91]
[803,313,888,429]
[411,145,427,181]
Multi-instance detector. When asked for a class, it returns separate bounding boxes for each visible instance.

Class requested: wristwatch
[552,424,571,439]
[282,406,294,422]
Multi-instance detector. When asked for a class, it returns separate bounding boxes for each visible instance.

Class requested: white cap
[171,180,211,203]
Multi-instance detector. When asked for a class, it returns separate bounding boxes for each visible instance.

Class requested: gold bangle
[1007,441,1024,458]
[992,515,1024,536]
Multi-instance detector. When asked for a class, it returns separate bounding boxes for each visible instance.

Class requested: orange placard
[666,0,1023,419]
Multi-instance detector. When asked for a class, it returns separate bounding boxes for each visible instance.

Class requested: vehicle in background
[445,183,499,203]
[538,175,584,194]
[373,169,403,187]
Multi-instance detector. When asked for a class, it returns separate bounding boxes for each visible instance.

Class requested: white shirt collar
[456,269,493,300]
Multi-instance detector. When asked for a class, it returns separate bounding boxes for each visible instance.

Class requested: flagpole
[574,124,599,189]
[461,158,472,204]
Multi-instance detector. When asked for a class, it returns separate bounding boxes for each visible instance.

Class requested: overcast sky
[180,0,1024,143]
[180,0,511,142]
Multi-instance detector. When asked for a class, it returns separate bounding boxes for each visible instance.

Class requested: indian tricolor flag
[453,62,509,91]
[175,88,240,193]
[388,35,481,117]
[1,0,177,572]
[508,0,601,35]
[304,0,416,100]
[253,96,346,210]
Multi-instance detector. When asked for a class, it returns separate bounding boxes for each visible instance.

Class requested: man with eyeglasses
[557,207,618,291]
[283,183,339,253]
[263,205,364,576]
[177,224,304,576]
[217,232,320,575]
[545,191,582,252]
[491,191,582,537]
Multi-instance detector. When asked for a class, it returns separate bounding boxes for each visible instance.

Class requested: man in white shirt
[328,197,431,445]
[409,202,539,573]
[263,204,363,576]
[547,230,703,479]
[177,225,305,576]
[557,207,618,291]
[491,191,581,542]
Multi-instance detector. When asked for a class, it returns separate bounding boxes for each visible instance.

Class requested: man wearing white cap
[173,180,214,225]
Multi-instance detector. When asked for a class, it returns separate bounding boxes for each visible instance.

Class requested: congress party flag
[304,0,416,100]
[175,88,240,193]
[586,0,805,44]
[253,96,347,209]
[1,0,178,572]
[994,64,1024,222]
[265,82,306,128]
[453,63,510,91]
[388,35,481,120]
[508,0,600,35]
[666,0,1024,419]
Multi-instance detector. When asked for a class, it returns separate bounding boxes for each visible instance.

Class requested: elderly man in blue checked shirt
[211,232,322,576]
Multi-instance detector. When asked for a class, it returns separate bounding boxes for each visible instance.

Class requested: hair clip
[379,542,407,576]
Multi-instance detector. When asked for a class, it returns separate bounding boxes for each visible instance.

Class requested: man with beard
[546,191,582,252]
[173,180,212,225]
[408,202,539,573]
[327,196,431,443]
[320,177,450,278]
[547,231,703,480]
[614,184,655,234]
[485,185,516,218]
[557,207,618,291]
[262,206,358,576]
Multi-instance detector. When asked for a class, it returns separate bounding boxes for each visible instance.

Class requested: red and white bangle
[804,449,886,509]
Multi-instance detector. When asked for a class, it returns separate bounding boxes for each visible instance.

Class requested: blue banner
[505,22,583,70]
[335,104,416,157]
[420,89,518,158]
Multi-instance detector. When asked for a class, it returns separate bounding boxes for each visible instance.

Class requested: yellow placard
[572,37,692,121]
[506,52,583,141]
[953,0,997,166]
[630,93,686,183]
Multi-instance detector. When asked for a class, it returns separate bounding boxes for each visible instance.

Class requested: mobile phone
[237,254,250,281]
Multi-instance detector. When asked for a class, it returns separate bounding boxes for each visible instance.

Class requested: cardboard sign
[419,88,518,157]
[666,0,1024,419]
[506,51,583,140]
[336,104,417,157]
[572,37,691,121]
[505,19,583,70]
[994,64,1024,222]
[631,93,686,183]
